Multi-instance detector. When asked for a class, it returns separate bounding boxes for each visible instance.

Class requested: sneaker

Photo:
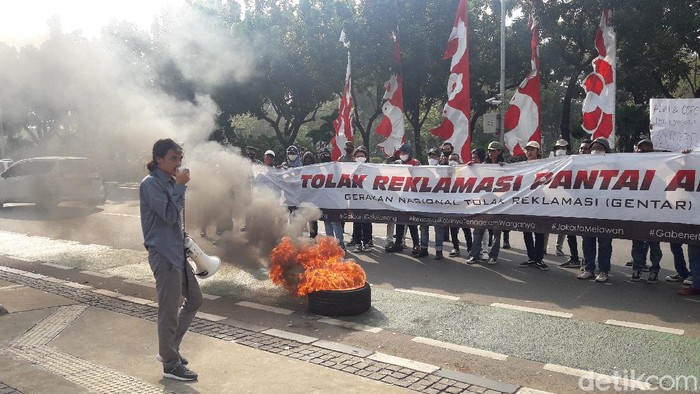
[362,243,373,252]
[199,231,206,237]
[678,287,700,296]
[595,272,608,282]
[502,242,511,249]
[449,249,460,257]
[240,226,246,232]
[156,355,189,366]
[647,272,659,284]
[487,257,498,265]
[519,259,536,268]
[384,241,395,252]
[534,261,549,271]
[434,251,444,260]
[630,270,642,282]
[683,277,694,286]
[578,271,594,280]
[353,243,364,253]
[412,245,421,256]
[555,246,566,256]
[466,256,481,265]
[367,240,374,247]
[666,274,687,282]
[347,240,357,247]
[481,252,490,261]
[163,364,198,381]
[559,258,580,268]
[416,248,429,258]
[624,261,633,267]
[386,243,403,253]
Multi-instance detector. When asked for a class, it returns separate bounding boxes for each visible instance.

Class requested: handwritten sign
[650,98,700,151]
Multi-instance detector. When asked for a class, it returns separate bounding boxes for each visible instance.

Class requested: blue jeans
[420,225,444,251]
[632,240,661,272]
[470,228,501,258]
[324,221,344,248]
[582,236,612,274]
[687,244,700,290]
[670,243,690,278]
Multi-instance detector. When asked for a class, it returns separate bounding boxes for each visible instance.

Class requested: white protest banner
[253,153,700,244]
[650,98,700,151]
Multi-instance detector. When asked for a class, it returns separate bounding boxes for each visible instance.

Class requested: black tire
[307,282,371,316]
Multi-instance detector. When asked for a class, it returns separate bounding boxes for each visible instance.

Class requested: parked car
[0,156,106,208]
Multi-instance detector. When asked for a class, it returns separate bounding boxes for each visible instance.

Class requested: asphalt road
[0,195,698,393]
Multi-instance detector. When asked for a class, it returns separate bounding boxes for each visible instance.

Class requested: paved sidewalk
[0,265,520,394]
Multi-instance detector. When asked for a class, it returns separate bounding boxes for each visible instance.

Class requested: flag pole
[498,0,506,147]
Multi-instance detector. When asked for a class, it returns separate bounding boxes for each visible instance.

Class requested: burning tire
[308,282,371,317]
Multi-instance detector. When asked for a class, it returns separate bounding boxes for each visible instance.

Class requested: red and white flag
[376,32,406,157]
[504,14,541,157]
[331,31,354,161]
[581,10,616,142]
[431,0,471,162]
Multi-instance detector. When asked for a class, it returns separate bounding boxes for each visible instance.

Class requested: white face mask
[428,158,438,166]
[590,150,604,155]
[449,160,459,166]
[288,154,298,161]
[355,156,366,163]
[399,154,409,162]
[554,149,567,157]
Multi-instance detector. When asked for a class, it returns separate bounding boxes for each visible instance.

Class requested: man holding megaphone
[140,138,202,382]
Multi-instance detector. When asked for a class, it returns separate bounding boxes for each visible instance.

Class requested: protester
[301,151,318,239]
[667,243,691,283]
[386,143,420,254]
[630,140,662,283]
[678,244,700,296]
[244,146,262,164]
[318,147,344,249]
[280,145,302,169]
[578,137,614,282]
[140,138,201,381]
[439,141,454,165]
[467,143,502,265]
[351,146,373,252]
[339,141,355,162]
[262,150,276,167]
[518,141,549,271]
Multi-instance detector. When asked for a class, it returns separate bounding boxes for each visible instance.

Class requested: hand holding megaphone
[175,166,190,185]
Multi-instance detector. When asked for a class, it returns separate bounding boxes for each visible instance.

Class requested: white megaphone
[184,236,221,279]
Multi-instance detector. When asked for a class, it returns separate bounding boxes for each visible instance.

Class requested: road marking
[64,282,93,290]
[262,328,318,344]
[0,284,25,291]
[202,293,221,300]
[543,364,651,391]
[412,336,508,361]
[197,312,227,322]
[516,388,557,394]
[100,212,140,218]
[604,319,684,335]
[236,301,294,315]
[42,262,72,270]
[368,352,440,374]
[491,303,573,318]
[91,289,122,298]
[394,288,460,301]
[318,317,383,333]
[117,295,152,305]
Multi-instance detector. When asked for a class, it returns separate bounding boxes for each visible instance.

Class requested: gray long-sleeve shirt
[140,168,186,268]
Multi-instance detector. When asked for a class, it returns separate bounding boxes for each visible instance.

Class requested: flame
[269,236,366,297]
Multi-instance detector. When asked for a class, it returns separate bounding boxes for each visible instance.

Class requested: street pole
[498,0,506,147]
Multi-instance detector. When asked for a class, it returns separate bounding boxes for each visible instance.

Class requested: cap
[487,141,502,151]
[264,149,275,157]
[554,139,569,147]
[636,139,653,149]
[525,141,541,150]
[590,137,611,153]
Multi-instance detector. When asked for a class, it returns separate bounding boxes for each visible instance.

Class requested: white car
[0,156,106,208]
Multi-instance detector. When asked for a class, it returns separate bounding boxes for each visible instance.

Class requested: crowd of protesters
[239,138,700,297]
